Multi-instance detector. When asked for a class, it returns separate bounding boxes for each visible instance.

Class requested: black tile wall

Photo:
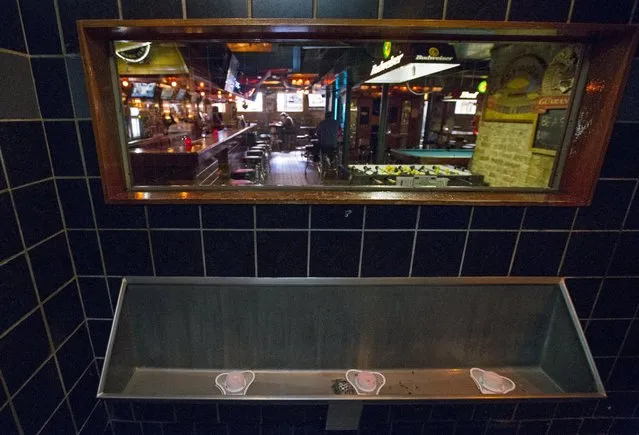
[2,1,639,434]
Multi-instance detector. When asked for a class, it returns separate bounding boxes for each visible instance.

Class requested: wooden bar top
[129,124,256,156]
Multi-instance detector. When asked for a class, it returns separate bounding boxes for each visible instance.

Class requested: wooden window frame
[78,19,639,205]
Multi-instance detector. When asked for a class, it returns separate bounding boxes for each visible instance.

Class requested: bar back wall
[2,1,639,434]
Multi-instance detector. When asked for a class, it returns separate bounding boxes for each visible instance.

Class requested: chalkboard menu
[532,109,567,154]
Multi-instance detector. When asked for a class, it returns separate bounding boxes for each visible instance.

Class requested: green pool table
[390,148,474,167]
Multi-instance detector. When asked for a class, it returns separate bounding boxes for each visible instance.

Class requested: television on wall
[131,82,156,98]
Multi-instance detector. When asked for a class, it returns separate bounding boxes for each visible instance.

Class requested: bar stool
[251,145,270,161]
[230,168,256,183]
[230,179,253,186]
[243,155,264,183]
[246,149,269,177]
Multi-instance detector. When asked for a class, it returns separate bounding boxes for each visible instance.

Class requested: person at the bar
[314,111,339,161]
[280,112,296,152]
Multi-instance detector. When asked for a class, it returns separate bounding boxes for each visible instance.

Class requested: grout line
[312,0,318,18]
[116,0,123,19]
[408,206,421,277]
[0,47,29,58]
[25,229,65,253]
[247,0,253,18]
[51,0,66,55]
[199,206,207,276]
[358,205,367,277]
[457,207,474,276]
[182,0,187,19]
[144,206,157,277]
[307,206,312,277]
[377,0,384,19]
[556,208,578,275]
[507,208,527,276]
[75,400,104,434]
[10,176,54,192]
[631,0,639,24]
[567,0,576,23]
[442,0,448,19]
[504,0,512,21]
[0,369,24,435]
[253,206,259,277]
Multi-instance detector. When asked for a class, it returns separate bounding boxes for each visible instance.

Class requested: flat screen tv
[160,87,175,100]
[224,55,241,94]
[175,89,187,100]
[131,82,156,98]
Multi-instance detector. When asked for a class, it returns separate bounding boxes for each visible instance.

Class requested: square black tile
[88,319,112,358]
[0,310,50,393]
[572,0,634,23]
[142,423,166,435]
[593,392,639,417]
[625,194,639,229]
[29,232,74,299]
[0,255,37,336]
[565,278,601,318]
[45,121,85,176]
[195,422,230,434]
[511,232,568,276]
[317,0,378,18]
[485,420,518,434]
[147,205,200,228]
[79,277,112,318]
[66,56,91,118]
[108,401,134,420]
[68,230,103,275]
[44,280,84,347]
[523,206,576,230]
[0,192,22,261]
[132,402,175,422]
[0,0,26,52]
[514,402,557,419]
[0,122,51,187]
[309,231,360,277]
[601,123,639,177]
[586,319,630,356]
[0,156,5,191]
[20,0,62,54]
[560,232,617,276]
[554,400,595,418]
[175,403,217,422]
[455,422,486,435]
[187,0,248,18]
[57,179,94,229]
[383,0,443,18]
[621,320,639,356]
[610,232,639,276]
[419,206,471,229]
[431,404,474,421]
[592,278,639,318]
[204,231,255,276]
[202,205,254,229]
[39,402,76,434]
[579,419,612,434]
[445,0,508,20]
[422,421,454,434]
[509,0,571,21]
[548,419,581,434]
[471,207,524,229]
[360,405,389,424]
[0,54,39,119]
[100,230,153,276]
[253,0,312,17]
[618,60,639,121]
[151,230,204,276]
[607,357,639,391]
[57,325,93,390]
[69,365,100,428]
[257,205,308,229]
[311,205,363,229]
[90,179,145,228]
[0,409,19,435]
[79,121,100,176]
[111,421,143,434]
[461,232,518,276]
[361,231,413,277]
[575,180,636,229]
[596,357,615,383]
[164,422,197,435]
[610,419,639,434]
[122,0,182,18]
[31,58,73,119]
[13,180,62,246]
[257,231,307,277]
[365,205,417,229]
[219,404,261,422]
[472,404,515,420]
[412,231,465,276]
[57,0,118,53]
[13,361,64,434]
[517,420,552,435]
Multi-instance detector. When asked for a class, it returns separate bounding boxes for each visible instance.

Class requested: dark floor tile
[419,206,471,229]
[509,0,570,21]
[486,420,518,435]
[69,365,100,429]
[511,231,568,276]
[523,206,576,230]
[88,319,112,358]
[472,404,515,421]
[517,420,551,435]
[147,205,200,228]
[0,192,22,261]
[621,320,639,356]
[44,280,83,347]
[257,231,307,277]
[317,0,378,18]
[311,205,364,229]
[253,0,312,17]
[66,56,91,118]
[57,178,94,229]
[595,357,616,386]
[0,255,37,335]
[445,0,507,20]
[575,180,636,230]
[262,405,327,425]
[141,423,164,435]
[309,231,360,277]
[412,231,465,276]
[46,121,84,176]
[57,325,93,390]
[561,232,617,276]
[602,123,639,177]
[79,403,109,435]
[0,310,50,393]
[195,421,228,434]
[132,402,175,422]
[30,232,74,299]
[608,357,639,391]
[20,0,62,54]
[572,0,634,23]
[383,0,443,18]
[514,402,557,419]
[555,401,594,418]
[610,232,639,276]
[39,402,75,435]
[0,0,26,52]
[586,319,631,356]
[31,58,73,118]
[257,205,308,229]
[593,392,639,417]
[175,403,217,422]
[565,278,601,318]
[151,230,203,276]
[462,232,517,276]
[0,52,40,119]
[219,404,261,422]
[547,418,581,434]
[108,401,134,420]
[626,193,639,229]
[13,180,62,246]
[361,231,413,277]
[79,277,112,318]
[360,405,389,424]
[186,0,248,18]
[68,230,103,275]
[456,422,486,435]
[262,424,293,435]
[0,122,51,187]
[592,278,639,318]
[431,404,474,421]
[390,421,424,435]
[365,205,418,229]
[471,207,524,229]
[122,0,182,18]
[204,231,255,277]
[610,419,639,434]
[112,421,143,435]
[100,230,153,276]
[201,204,254,229]
[618,59,639,122]
[0,157,5,191]
[90,179,146,228]
[579,418,612,434]
[57,0,118,53]
[0,406,20,435]
[13,361,64,434]
[79,121,100,176]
